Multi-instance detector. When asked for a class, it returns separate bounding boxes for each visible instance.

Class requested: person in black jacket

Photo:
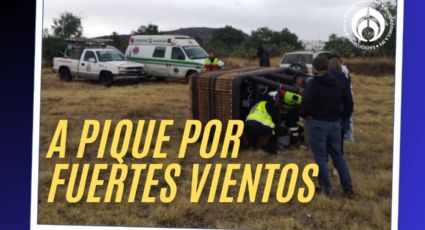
[300,55,354,198]
[257,46,271,67]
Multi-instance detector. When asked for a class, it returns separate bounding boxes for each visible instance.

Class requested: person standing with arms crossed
[300,56,354,198]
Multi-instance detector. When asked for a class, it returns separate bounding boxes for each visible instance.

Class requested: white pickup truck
[53,44,147,86]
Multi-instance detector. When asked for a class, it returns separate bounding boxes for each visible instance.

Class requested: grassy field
[38,68,394,229]
[222,57,394,76]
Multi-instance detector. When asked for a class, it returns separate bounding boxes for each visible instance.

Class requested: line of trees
[42,12,305,61]
[110,24,304,58]
[206,26,304,58]
[127,24,304,57]
[43,6,396,62]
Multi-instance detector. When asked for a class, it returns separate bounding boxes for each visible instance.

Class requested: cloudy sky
[43,0,395,41]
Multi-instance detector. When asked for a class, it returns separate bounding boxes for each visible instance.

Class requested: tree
[250,27,303,56]
[208,26,246,56]
[109,31,128,52]
[279,28,304,50]
[42,34,66,62]
[211,26,245,49]
[42,12,83,62]
[51,12,83,38]
[132,24,160,35]
[324,34,360,57]
[251,27,275,45]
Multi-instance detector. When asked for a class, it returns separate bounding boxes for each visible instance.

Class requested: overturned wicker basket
[189,67,300,127]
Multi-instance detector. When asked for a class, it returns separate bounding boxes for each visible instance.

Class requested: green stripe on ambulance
[129,57,202,68]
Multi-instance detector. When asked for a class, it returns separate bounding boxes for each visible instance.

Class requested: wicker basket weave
[189,67,288,127]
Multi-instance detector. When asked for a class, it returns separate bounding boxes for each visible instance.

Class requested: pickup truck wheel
[100,72,113,87]
[155,76,166,81]
[59,68,72,81]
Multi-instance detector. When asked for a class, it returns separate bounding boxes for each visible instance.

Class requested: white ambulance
[125,35,223,81]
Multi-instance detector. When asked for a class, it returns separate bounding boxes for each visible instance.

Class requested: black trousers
[284,108,300,128]
[284,108,301,145]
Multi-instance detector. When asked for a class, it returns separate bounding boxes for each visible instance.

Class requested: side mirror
[88,57,96,63]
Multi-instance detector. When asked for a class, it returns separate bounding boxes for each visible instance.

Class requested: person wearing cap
[204,51,220,71]
[300,55,354,198]
[244,91,281,154]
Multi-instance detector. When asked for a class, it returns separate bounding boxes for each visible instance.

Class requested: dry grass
[344,58,394,76]
[38,68,394,229]
[222,57,394,76]
[222,57,282,68]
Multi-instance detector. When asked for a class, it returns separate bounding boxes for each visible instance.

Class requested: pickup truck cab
[279,50,350,75]
[53,42,146,86]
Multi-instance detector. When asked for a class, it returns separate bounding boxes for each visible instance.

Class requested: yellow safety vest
[246,101,275,128]
[204,57,219,65]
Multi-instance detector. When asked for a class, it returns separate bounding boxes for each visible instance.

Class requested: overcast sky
[43,0,395,41]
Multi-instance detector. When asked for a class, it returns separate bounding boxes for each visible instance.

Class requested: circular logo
[173,67,179,74]
[343,0,394,50]
[132,46,139,55]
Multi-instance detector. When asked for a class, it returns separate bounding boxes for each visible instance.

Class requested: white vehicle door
[150,46,170,77]
[68,59,80,76]
[65,47,83,75]
[169,47,187,78]
[79,50,100,80]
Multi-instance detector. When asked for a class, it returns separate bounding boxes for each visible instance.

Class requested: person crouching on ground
[300,56,355,198]
[244,91,281,154]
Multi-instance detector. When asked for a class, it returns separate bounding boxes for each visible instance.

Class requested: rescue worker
[204,51,220,71]
[257,46,271,67]
[280,88,303,148]
[244,91,280,154]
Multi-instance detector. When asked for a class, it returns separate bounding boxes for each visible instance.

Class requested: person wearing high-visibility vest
[280,86,303,148]
[244,91,281,154]
[204,52,220,72]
